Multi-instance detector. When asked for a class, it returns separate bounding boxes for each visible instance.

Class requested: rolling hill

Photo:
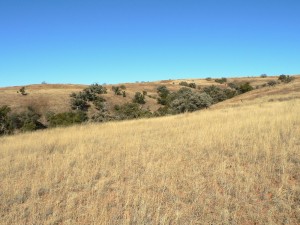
[0,75,300,224]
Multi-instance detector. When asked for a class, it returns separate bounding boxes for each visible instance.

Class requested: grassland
[0,79,299,224]
[1,76,297,116]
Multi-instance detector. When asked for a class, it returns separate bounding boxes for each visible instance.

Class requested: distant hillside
[1,75,299,115]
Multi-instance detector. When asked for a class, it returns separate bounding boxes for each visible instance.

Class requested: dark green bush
[260,74,267,78]
[278,74,295,83]
[206,77,212,81]
[18,87,27,96]
[93,96,106,111]
[170,88,213,113]
[47,111,87,127]
[214,77,227,84]
[112,86,122,95]
[157,85,170,105]
[0,106,12,135]
[114,103,152,120]
[70,93,89,111]
[188,83,197,89]
[267,80,277,86]
[238,82,254,93]
[85,83,107,94]
[179,81,189,87]
[133,92,146,104]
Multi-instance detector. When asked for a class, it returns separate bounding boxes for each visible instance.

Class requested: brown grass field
[0,76,300,224]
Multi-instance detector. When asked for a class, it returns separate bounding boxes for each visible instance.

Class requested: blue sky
[0,0,299,87]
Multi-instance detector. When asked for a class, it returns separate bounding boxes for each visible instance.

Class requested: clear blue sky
[0,0,299,87]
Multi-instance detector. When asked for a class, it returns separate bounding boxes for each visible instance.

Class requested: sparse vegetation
[278,74,295,83]
[18,86,27,95]
[133,92,146,104]
[214,77,227,84]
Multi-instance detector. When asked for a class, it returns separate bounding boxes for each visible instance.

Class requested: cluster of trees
[0,106,45,135]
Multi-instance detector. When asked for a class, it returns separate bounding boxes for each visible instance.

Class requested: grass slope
[0,86,299,224]
[1,76,298,117]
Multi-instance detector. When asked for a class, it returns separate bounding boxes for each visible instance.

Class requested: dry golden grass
[0,87,299,224]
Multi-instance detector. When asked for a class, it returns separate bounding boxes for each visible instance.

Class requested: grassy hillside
[1,76,298,116]
[1,82,299,224]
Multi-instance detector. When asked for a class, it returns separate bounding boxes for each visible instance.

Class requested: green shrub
[170,88,213,113]
[17,107,44,132]
[120,85,126,90]
[260,74,267,78]
[114,103,152,120]
[238,82,254,93]
[214,77,227,84]
[133,92,146,104]
[0,106,12,135]
[157,85,170,105]
[93,96,106,111]
[122,91,126,97]
[85,83,107,94]
[206,77,212,81]
[70,93,89,111]
[47,111,87,127]
[112,86,122,95]
[179,81,189,87]
[18,87,27,96]
[188,83,197,89]
[278,74,295,83]
[267,80,277,86]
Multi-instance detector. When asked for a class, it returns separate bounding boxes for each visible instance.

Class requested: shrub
[170,88,213,113]
[93,96,106,111]
[214,77,227,84]
[142,90,147,96]
[114,103,152,120]
[0,106,12,135]
[85,83,107,94]
[202,86,227,103]
[47,111,87,127]
[260,74,267,78]
[122,91,126,97]
[133,92,146,104]
[157,85,170,105]
[120,85,126,90]
[112,86,122,95]
[206,77,212,81]
[278,74,295,83]
[17,107,45,132]
[267,80,277,86]
[188,83,197,89]
[238,82,254,93]
[18,87,27,96]
[179,81,189,87]
[70,93,89,111]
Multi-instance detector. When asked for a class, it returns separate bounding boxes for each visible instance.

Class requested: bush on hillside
[47,111,87,127]
[157,85,170,105]
[114,103,152,120]
[112,86,122,95]
[169,88,213,113]
[238,82,254,93]
[278,74,295,83]
[214,77,227,84]
[0,106,12,135]
[202,85,236,103]
[267,80,277,86]
[133,92,146,104]
[260,74,268,78]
